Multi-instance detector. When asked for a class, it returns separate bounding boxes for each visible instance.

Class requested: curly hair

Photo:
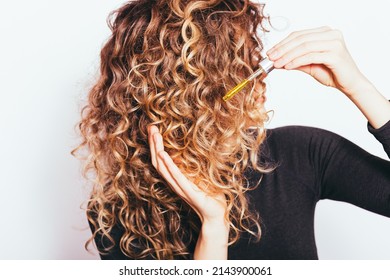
[73,0,271,259]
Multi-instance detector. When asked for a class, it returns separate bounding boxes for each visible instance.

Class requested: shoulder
[261,125,347,164]
[265,125,344,149]
[267,125,340,140]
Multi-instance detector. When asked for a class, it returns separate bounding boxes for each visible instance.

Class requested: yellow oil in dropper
[223,57,274,101]
[223,79,250,101]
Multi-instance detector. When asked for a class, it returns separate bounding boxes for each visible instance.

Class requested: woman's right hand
[267,26,366,97]
[148,125,229,259]
[267,26,390,129]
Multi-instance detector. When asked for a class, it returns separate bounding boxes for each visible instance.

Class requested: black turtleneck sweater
[91,121,390,259]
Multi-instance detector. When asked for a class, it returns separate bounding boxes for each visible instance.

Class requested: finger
[283,52,335,70]
[156,155,186,198]
[148,126,186,197]
[268,26,331,54]
[268,29,342,61]
[147,125,159,168]
[273,40,337,68]
[156,153,204,217]
[153,132,169,183]
[293,65,312,75]
[159,150,203,200]
[269,30,342,62]
[153,133,187,198]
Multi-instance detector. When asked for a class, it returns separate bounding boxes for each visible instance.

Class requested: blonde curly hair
[73,0,271,259]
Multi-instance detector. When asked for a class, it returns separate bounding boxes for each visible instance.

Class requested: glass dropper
[223,57,274,101]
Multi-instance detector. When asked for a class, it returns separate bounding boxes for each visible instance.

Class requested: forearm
[347,78,390,129]
[193,220,229,260]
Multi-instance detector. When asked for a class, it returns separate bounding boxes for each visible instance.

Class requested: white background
[0,0,388,259]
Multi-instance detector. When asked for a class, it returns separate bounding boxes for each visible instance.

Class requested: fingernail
[267,49,278,60]
[285,62,293,69]
[150,125,158,135]
[272,59,281,68]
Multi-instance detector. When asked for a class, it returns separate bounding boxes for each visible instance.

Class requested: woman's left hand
[267,26,369,97]
[148,125,228,225]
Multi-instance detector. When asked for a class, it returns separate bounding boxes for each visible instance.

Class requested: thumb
[294,65,312,75]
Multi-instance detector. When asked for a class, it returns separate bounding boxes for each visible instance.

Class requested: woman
[73,0,390,259]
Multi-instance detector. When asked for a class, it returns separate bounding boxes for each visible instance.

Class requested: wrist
[201,219,230,235]
[343,75,374,99]
[193,219,229,260]
[343,78,390,129]
[200,219,230,247]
